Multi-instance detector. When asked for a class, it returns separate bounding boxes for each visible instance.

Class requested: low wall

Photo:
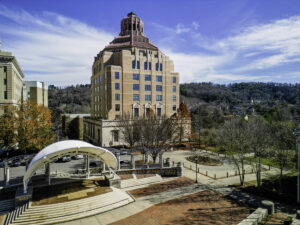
[116,166,183,177]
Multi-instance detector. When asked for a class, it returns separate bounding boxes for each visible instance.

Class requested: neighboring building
[62,114,90,140]
[0,43,48,116]
[0,47,24,115]
[23,81,48,107]
[84,12,180,147]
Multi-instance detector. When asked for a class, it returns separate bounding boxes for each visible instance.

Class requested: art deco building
[85,12,180,146]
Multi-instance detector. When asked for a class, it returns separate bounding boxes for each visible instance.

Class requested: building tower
[85,12,180,146]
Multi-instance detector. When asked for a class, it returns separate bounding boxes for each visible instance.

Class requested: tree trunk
[279,167,283,194]
[257,157,261,190]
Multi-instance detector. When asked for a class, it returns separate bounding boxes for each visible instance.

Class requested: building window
[157,108,162,117]
[132,60,135,69]
[4,79,7,85]
[173,105,176,111]
[146,108,151,117]
[155,63,159,71]
[3,66,7,73]
[133,73,139,80]
[156,85,162,92]
[133,94,140,101]
[115,104,120,111]
[4,91,7,99]
[173,86,176,92]
[113,130,119,142]
[173,76,176,83]
[115,93,120,101]
[156,95,162,101]
[149,62,152,70]
[173,95,176,102]
[160,63,162,71]
[137,60,140,69]
[156,76,162,82]
[145,85,151,91]
[134,108,139,117]
[144,61,147,70]
[115,72,119,79]
[133,84,139,91]
[145,95,151,101]
[115,83,120,90]
[145,75,151,81]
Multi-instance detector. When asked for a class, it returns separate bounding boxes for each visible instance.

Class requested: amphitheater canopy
[23,140,117,193]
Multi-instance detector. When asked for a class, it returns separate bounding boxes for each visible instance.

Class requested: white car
[75,155,84,160]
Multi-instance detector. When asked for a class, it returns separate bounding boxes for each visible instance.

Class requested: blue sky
[0,0,300,85]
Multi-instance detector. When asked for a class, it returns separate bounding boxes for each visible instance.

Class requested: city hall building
[84,12,180,146]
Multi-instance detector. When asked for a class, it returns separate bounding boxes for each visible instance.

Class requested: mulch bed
[136,174,156,179]
[186,155,223,166]
[111,190,254,225]
[119,174,133,180]
[129,177,194,198]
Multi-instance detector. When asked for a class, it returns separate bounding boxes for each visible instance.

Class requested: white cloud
[175,23,190,34]
[0,5,114,85]
[192,21,200,30]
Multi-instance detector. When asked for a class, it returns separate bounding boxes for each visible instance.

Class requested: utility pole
[295,124,300,203]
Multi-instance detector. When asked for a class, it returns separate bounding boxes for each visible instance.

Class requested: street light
[294,124,300,203]
[195,156,198,183]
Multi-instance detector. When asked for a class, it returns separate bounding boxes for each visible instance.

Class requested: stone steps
[7,188,134,225]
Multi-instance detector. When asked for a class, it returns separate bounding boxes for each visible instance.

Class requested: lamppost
[195,156,198,183]
[295,124,300,203]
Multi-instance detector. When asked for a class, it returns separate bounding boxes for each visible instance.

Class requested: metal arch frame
[23,140,117,193]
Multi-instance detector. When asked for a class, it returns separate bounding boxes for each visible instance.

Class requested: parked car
[11,160,22,167]
[120,149,127,155]
[73,155,84,160]
[62,156,71,162]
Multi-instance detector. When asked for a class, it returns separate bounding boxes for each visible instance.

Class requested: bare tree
[247,116,270,190]
[218,117,251,186]
[270,121,296,193]
[118,113,140,148]
[139,115,178,163]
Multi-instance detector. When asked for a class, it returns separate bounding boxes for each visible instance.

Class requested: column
[45,163,51,185]
[84,155,90,178]
[102,162,106,173]
[131,153,135,169]
[5,167,9,186]
[116,153,120,170]
[159,152,164,168]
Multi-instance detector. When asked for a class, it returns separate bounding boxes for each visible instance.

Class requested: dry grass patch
[129,177,194,198]
[111,190,254,225]
[136,174,156,179]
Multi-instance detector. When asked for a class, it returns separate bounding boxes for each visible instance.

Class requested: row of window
[95,72,177,84]
[114,94,176,102]
[114,104,177,113]
[132,61,163,71]
[115,83,176,92]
